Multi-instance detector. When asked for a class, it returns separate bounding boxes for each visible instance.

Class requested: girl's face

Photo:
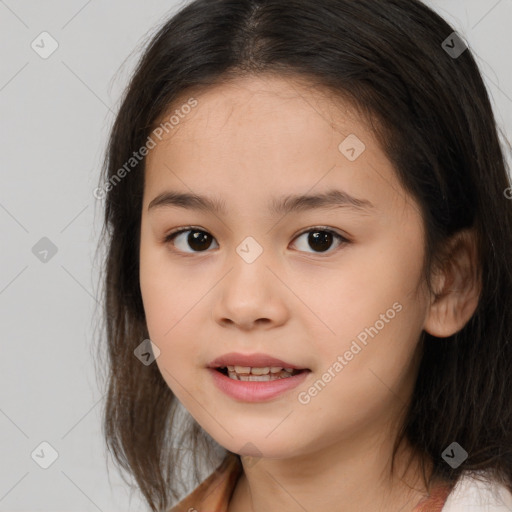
[139,75,431,461]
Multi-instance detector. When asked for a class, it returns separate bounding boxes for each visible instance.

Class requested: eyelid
[163,225,202,241]
[293,225,350,242]
[163,225,350,240]
[163,225,351,254]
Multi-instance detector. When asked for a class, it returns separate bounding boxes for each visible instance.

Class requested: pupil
[309,231,332,252]
[188,231,212,251]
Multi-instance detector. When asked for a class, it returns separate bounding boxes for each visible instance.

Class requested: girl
[95,0,512,511]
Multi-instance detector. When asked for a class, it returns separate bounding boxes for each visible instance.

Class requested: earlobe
[423,228,481,338]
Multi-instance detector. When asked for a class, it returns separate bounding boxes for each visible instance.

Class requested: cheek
[140,263,203,397]
[140,271,204,364]
[139,243,209,391]
[298,235,426,374]
[139,236,195,337]
[139,247,173,340]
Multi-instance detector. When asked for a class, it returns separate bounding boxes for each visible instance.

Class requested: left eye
[164,227,348,254]
[293,228,348,253]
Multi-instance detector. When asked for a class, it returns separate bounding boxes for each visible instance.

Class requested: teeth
[229,365,296,375]
[249,367,270,375]
[229,371,294,381]
[221,365,302,381]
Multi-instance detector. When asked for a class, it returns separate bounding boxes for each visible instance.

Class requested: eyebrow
[148,189,375,216]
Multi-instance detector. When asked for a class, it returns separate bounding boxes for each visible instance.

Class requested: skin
[139,74,480,512]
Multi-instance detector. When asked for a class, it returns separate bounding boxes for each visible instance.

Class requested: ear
[423,228,482,338]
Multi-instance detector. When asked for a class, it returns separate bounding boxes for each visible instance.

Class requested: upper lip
[207,352,309,370]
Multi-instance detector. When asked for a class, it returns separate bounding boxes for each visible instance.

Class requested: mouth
[208,365,311,402]
[214,366,308,381]
[208,352,309,375]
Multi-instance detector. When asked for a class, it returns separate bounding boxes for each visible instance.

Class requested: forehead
[143,74,414,221]
[151,74,368,148]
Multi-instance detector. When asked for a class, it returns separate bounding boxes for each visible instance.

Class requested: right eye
[164,227,219,254]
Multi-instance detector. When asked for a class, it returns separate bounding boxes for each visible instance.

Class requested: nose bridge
[227,235,272,305]
[235,234,266,266]
[213,234,288,328]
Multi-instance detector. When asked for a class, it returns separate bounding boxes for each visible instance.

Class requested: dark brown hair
[94,0,512,510]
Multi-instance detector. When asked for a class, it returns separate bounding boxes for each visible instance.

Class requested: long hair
[94,1,512,510]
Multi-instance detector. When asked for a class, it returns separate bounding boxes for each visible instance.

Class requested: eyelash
[162,225,350,256]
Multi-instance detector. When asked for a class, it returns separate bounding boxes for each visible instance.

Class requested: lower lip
[208,368,310,402]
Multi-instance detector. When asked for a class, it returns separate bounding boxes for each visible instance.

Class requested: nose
[211,253,289,331]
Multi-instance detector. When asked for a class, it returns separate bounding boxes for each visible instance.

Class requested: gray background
[1,1,511,510]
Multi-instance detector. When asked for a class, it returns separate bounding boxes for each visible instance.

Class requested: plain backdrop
[1,1,511,510]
